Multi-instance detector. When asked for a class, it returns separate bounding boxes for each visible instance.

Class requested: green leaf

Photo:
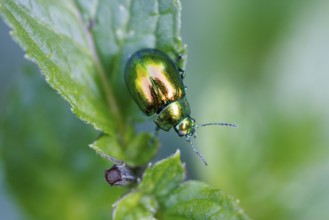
[0,68,126,220]
[162,181,250,220]
[113,151,250,220]
[113,192,158,220]
[90,132,159,167]
[0,0,186,133]
[138,150,185,198]
[0,0,116,135]
[0,0,186,165]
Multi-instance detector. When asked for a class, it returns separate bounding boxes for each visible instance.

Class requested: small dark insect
[105,164,135,186]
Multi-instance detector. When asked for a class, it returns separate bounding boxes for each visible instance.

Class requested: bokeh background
[1,1,329,219]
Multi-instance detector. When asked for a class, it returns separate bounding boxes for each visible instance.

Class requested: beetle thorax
[154,98,192,133]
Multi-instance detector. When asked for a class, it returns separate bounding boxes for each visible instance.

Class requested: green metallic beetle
[124,48,236,165]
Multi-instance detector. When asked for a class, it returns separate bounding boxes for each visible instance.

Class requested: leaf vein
[72,0,123,131]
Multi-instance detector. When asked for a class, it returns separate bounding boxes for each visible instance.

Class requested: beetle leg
[176,54,186,79]
[178,68,186,79]
[149,125,160,146]
[153,125,160,138]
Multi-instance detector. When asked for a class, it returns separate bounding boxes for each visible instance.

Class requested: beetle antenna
[195,122,238,129]
[186,136,208,166]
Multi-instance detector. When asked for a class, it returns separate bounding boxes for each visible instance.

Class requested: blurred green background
[1,1,329,219]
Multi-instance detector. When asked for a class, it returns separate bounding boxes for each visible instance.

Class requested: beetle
[124,48,236,165]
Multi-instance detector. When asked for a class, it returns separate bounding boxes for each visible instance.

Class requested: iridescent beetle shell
[124,49,195,137]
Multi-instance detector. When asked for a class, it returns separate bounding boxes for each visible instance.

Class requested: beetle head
[174,117,196,137]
